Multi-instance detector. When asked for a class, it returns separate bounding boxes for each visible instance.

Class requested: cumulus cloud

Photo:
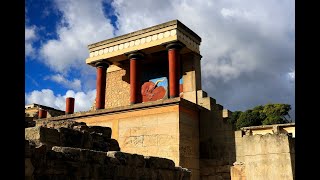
[45,74,82,91]
[39,0,115,73]
[26,0,295,118]
[25,89,96,112]
[25,25,37,58]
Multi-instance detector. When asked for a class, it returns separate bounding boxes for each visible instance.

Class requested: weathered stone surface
[90,132,108,151]
[88,126,112,138]
[107,151,145,167]
[25,140,190,180]
[52,146,107,164]
[25,117,36,128]
[25,127,60,148]
[106,138,120,151]
[36,119,86,129]
[144,156,175,170]
[25,158,34,176]
[58,127,84,148]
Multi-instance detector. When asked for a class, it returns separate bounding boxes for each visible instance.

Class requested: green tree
[227,111,242,125]
[229,103,292,130]
[261,104,291,125]
[235,109,262,130]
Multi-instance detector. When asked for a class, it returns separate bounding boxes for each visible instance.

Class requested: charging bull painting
[141,77,183,103]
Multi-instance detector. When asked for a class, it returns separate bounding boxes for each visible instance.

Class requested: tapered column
[38,108,47,118]
[166,43,183,98]
[65,97,75,114]
[128,53,144,104]
[95,61,109,109]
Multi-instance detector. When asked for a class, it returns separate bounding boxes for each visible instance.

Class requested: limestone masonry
[26,20,295,180]
[25,120,191,179]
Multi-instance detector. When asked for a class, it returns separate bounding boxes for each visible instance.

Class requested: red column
[167,43,182,98]
[38,109,47,118]
[129,53,143,104]
[95,62,109,109]
[65,97,75,114]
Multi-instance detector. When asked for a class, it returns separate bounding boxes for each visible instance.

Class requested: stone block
[52,146,107,165]
[88,126,112,138]
[58,127,84,148]
[106,138,120,151]
[122,136,144,148]
[144,156,175,170]
[118,127,131,137]
[157,134,177,146]
[37,120,86,129]
[140,115,159,127]
[90,132,108,152]
[130,127,146,136]
[143,135,158,147]
[25,127,60,147]
[107,151,145,167]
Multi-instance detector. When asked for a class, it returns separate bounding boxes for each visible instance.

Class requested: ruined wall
[179,106,200,179]
[38,99,201,180]
[105,64,131,109]
[25,121,191,180]
[25,107,65,118]
[232,132,295,180]
[198,97,236,180]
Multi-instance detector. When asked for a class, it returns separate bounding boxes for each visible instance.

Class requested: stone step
[198,96,217,110]
[197,90,208,98]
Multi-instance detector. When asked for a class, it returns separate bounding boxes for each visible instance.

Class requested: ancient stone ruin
[25,120,191,179]
[26,19,295,180]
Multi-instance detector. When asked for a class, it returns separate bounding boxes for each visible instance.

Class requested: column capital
[95,61,110,68]
[127,51,145,60]
[165,41,185,50]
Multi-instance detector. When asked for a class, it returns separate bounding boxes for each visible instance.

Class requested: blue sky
[25,0,295,118]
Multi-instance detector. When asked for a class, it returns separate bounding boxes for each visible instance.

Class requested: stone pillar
[38,109,47,118]
[129,53,144,104]
[95,61,109,109]
[65,97,75,114]
[166,43,183,98]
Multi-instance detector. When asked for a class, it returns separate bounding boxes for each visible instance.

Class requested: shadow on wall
[199,106,236,179]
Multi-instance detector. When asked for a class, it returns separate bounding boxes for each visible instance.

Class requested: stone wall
[25,120,191,180]
[105,64,130,109]
[25,107,65,118]
[198,96,236,180]
[179,106,200,179]
[74,103,181,165]
[232,132,295,180]
[181,52,202,104]
[36,98,201,180]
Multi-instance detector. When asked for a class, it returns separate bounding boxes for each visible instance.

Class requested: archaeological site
[25,20,295,180]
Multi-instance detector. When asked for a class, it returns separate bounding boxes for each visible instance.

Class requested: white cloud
[25,89,96,112]
[111,0,295,117]
[45,74,82,91]
[26,0,295,118]
[39,0,115,73]
[112,0,294,80]
[25,25,37,58]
